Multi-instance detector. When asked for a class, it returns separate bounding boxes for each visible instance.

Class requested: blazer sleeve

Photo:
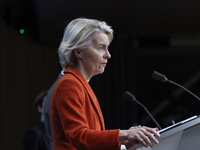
[54,78,121,150]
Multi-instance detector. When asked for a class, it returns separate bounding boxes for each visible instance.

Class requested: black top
[23,121,50,150]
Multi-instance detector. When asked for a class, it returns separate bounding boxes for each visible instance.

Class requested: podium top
[133,115,200,149]
[158,115,198,134]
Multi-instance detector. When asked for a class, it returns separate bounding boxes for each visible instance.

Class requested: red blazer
[49,67,120,150]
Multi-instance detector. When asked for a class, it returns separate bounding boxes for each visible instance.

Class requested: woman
[49,18,160,150]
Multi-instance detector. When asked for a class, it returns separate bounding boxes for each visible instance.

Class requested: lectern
[128,115,200,150]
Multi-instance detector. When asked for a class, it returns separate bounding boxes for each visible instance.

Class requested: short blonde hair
[58,18,113,67]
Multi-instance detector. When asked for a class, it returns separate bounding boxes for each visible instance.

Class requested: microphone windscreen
[152,71,168,82]
[124,91,136,101]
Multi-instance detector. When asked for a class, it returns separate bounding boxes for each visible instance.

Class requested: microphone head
[152,71,168,82]
[124,91,136,101]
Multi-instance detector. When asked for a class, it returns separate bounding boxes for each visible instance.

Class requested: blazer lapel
[64,67,105,130]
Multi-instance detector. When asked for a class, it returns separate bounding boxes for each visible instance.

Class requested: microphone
[124,91,162,130]
[152,71,200,102]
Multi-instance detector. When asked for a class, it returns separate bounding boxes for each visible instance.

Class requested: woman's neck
[72,65,91,82]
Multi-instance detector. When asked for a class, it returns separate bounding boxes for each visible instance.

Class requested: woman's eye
[98,47,104,51]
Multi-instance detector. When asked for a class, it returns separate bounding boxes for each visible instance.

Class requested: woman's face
[80,32,111,79]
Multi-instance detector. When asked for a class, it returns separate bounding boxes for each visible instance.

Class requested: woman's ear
[74,49,82,59]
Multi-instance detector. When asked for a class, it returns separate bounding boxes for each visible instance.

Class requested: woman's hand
[119,125,160,148]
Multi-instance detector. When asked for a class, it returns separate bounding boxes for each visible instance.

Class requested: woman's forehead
[92,32,109,45]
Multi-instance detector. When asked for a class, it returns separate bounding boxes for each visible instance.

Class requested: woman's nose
[104,49,111,59]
